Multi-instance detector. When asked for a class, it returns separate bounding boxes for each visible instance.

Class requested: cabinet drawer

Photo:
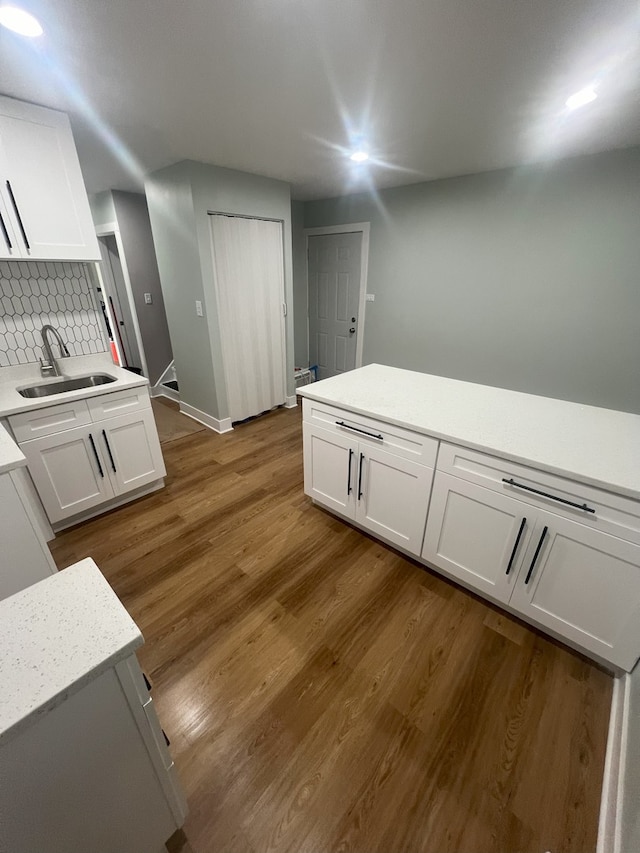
[143,697,173,771]
[302,398,438,466]
[87,385,151,422]
[437,442,640,545]
[9,399,90,442]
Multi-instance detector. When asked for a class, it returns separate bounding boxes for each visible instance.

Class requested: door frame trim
[95,223,149,379]
[304,222,370,371]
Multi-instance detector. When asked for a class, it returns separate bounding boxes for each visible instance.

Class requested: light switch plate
[365,293,375,302]
[144,293,152,304]
[195,300,203,317]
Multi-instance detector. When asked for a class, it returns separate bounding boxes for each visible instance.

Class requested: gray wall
[145,162,218,415]
[291,200,308,367]
[304,147,640,414]
[111,192,173,385]
[89,191,115,229]
[146,161,295,422]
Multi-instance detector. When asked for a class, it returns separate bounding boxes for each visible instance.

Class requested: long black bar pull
[6,181,30,250]
[102,429,117,473]
[347,448,354,495]
[357,452,365,500]
[502,478,595,514]
[0,211,12,250]
[336,421,383,442]
[525,526,548,585]
[88,433,104,478]
[505,517,526,575]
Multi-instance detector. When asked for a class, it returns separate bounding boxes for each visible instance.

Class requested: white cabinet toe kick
[301,395,640,672]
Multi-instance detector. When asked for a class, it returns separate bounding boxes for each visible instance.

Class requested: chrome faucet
[40,325,70,377]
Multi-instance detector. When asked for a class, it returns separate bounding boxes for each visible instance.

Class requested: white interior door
[209,215,287,423]
[308,231,362,380]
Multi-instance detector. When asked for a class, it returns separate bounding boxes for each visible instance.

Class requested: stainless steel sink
[18,374,117,398]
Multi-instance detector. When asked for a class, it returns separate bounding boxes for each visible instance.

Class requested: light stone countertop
[0,352,148,418]
[0,557,143,746]
[298,364,640,500]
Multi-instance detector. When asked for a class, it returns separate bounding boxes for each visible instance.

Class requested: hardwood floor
[49,405,612,853]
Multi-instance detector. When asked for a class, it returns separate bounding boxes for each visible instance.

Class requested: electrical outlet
[144,292,152,304]
[195,300,203,317]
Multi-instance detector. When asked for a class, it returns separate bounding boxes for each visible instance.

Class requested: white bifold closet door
[209,214,287,423]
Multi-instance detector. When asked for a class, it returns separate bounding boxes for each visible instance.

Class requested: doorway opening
[96,233,145,375]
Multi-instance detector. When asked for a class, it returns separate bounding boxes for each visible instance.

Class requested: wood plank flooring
[49,406,612,853]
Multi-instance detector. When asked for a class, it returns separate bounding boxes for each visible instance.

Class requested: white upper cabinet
[0,96,100,261]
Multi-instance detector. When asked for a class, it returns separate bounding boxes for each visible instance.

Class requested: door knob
[349,327,356,333]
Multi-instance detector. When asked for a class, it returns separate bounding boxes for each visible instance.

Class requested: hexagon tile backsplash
[0,261,107,368]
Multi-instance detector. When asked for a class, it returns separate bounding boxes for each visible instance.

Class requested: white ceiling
[1,0,638,200]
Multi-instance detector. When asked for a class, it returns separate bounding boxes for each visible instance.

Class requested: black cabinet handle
[336,421,383,442]
[6,180,30,250]
[88,433,104,478]
[502,478,594,514]
[102,429,117,472]
[505,517,526,576]
[347,448,354,495]
[358,452,365,500]
[525,526,548,585]
[0,211,12,250]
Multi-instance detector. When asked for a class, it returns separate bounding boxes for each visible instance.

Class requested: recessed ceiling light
[0,5,43,37]
[350,150,369,163]
[565,86,597,111]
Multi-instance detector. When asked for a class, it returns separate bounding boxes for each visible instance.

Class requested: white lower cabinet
[20,423,114,522]
[99,409,166,495]
[12,389,166,525]
[302,396,640,671]
[509,512,640,670]
[423,470,640,669]
[422,472,534,603]
[0,657,186,853]
[0,468,57,600]
[303,423,433,556]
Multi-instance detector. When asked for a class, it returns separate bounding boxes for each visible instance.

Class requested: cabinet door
[510,514,640,669]
[422,472,533,603]
[100,409,166,496]
[356,445,433,556]
[0,189,19,258]
[20,426,114,524]
[303,423,356,518]
[0,98,99,261]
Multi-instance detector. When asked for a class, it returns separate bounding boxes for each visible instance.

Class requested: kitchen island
[298,364,640,671]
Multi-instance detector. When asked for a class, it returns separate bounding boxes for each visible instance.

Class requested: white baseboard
[179,401,233,434]
[151,385,179,402]
[284,395,298,409]
[597,673,631,853]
